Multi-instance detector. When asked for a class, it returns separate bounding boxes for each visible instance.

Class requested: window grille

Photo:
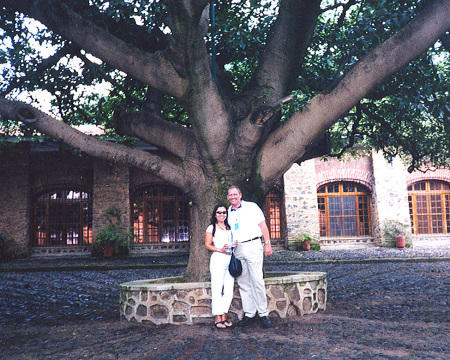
[131,185,190,243]
[33,189,93,247]
[408,180,450,234]
[317,181,371,238]
[264,191,283,242]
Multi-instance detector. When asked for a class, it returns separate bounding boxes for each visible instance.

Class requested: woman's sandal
[215,321,226,329]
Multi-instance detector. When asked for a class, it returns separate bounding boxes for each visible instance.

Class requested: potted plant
[93,206,132,257]
[0,232,8,260]
[301,234,313,251]
[291,233,319,251]
[382,220,407,248]
[95,224,118,257]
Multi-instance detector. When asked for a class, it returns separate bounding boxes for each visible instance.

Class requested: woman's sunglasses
[216,211,227,215]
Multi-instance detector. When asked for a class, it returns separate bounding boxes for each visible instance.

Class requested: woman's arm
[205,230,223,253]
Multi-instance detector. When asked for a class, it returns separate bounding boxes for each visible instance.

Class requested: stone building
[285,151,450,249]
[1,139,449,259]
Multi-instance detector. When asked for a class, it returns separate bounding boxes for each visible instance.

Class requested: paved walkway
[0,245,449,359]
[1,243,449,272]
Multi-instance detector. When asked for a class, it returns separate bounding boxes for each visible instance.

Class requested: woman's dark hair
[210,204,230,237]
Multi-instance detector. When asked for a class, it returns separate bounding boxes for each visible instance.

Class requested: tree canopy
[0,0,449,280]
[1,0,449,171]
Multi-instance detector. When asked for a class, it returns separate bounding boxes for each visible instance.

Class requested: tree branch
[259,0,450,190]
[232,0,322,154]
[440,32,450,52]
[0,97,188,188]
[246,0,322,104]
[327,107,361,159]
[336,0,359,28]
[165,0,232,160]
[113,109,197,160]
[358,103,421,162]
[1,0,189,99]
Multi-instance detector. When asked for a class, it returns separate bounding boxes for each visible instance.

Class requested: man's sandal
[222,320,233,327]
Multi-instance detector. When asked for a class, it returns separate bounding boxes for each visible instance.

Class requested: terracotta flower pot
[395,236,405,248]
[103,245,114,258]
[302,240,310,251]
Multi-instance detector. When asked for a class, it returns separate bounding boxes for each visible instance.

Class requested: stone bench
[120,272,327,325]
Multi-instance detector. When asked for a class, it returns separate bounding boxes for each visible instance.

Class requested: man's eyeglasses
[216,211,227,215]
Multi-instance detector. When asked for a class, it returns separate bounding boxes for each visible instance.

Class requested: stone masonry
[284,162,320,249]
[120,272,327,325]
[371,151,412,246]
[281,150,441,249]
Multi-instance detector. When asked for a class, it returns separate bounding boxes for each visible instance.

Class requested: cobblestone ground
[0,256,449,359]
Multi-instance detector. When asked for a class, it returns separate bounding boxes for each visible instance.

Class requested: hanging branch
[359,103,422,171]
[328,105,362,158]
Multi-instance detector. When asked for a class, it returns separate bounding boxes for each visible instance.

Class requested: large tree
[0,0,449,281]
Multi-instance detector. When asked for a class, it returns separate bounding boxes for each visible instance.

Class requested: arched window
[317,181,371,237]
[264,190,284,246]
[408,180,450,235]
[131,185,190,243]
[33,189,93,247]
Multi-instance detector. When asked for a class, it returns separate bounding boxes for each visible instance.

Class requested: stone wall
[283,162,319,249]
[120,272,327,325]
[371,151,412,246]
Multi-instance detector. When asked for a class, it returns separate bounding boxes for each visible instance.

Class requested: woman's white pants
[210,252,234,315]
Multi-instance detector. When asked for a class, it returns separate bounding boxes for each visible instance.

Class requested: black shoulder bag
[228,247,242,278]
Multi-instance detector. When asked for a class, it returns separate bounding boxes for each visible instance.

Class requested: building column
[93,160,130,238]
[283,161,320,249]
[371,151,412,246]
[0,146,31,258]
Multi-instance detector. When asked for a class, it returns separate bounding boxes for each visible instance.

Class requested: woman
[205,204,234,329]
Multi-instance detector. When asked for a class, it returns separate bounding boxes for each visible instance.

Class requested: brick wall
[406,168,450,186]
[30,150,93,193]
[315,154,374,190]
[93,160,130,235]
[0,146,30,258]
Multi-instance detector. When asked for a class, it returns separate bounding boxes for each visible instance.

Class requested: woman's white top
[206,224,232,250]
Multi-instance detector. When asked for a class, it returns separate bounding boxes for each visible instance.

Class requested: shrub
[92,206,133,257]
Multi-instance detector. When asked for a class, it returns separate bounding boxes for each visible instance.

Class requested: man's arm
[258,220,273,257]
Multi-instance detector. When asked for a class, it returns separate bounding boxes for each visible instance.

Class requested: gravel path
[0,245,449,359]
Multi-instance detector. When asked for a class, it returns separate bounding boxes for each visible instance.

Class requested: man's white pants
[234,240,268,317]
[209,252,234,315]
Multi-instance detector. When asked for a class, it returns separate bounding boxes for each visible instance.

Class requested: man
[226,185,273,329]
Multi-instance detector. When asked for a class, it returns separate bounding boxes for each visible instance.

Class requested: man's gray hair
[227,185,241,194]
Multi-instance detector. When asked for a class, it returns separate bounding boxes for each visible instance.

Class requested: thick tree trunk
[183,185,219,282]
